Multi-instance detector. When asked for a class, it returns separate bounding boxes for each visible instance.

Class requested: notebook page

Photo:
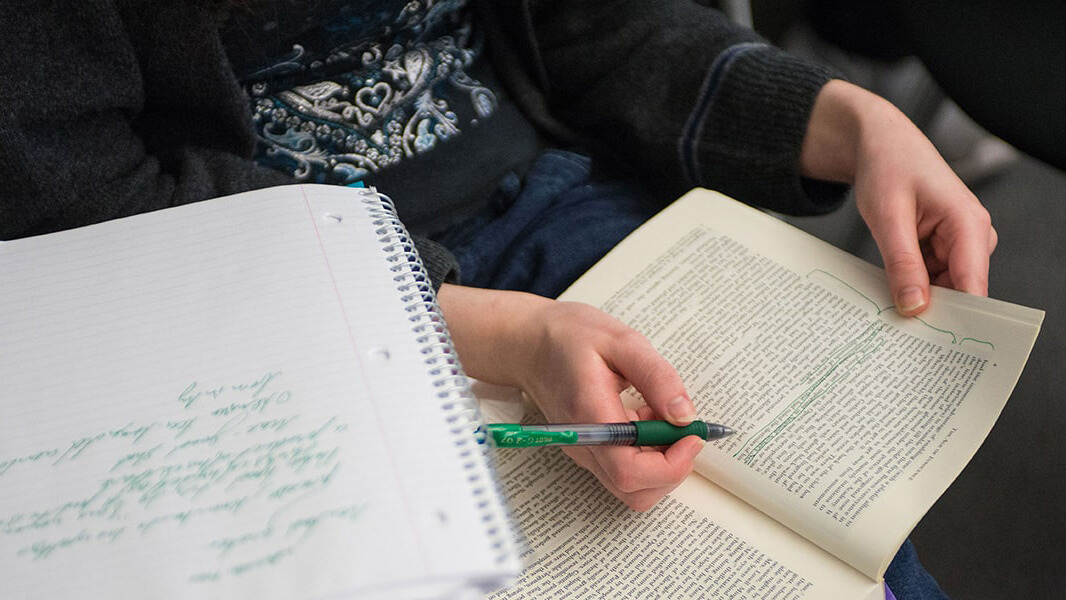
[0,185,514,599]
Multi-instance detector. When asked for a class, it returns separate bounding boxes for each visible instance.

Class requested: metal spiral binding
[356,187,515,562]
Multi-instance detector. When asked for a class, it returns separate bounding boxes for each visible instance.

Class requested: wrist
[437,283,553,389]
[800,79,900,184]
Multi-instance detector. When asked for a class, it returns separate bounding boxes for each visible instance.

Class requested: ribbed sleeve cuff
[680,43,848,215]
[412,236,461,291]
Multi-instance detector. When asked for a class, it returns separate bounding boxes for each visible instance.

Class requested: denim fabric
[885,539,950,599]
[437,149,949,599]
[432,150,661,298]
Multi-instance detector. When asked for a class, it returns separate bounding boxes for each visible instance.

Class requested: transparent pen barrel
[520,423,636,445]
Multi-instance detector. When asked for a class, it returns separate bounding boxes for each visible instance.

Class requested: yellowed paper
[560,189,1043,578]
[478,385,883,600]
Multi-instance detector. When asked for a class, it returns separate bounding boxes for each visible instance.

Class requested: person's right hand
[438,284,705,511]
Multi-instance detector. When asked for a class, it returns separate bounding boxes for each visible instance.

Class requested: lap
[434,149,661,298]
[436,149,950,599]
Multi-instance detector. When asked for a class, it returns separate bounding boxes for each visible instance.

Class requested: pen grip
[632,420,709,445]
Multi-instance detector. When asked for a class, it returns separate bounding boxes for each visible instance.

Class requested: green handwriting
[1,372,355,578]
[807,269,995,349]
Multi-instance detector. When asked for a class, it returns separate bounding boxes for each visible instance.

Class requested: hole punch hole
[323,213,344,224]
[368,347,391,361]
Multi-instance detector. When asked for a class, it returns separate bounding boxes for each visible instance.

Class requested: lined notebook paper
[0,185,519,599]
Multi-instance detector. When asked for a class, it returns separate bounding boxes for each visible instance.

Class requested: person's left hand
[801,80,998,315]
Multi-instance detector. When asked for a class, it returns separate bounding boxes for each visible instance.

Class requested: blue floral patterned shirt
[222,0,540,232]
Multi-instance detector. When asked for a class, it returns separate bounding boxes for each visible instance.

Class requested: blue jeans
[432,150,662,297]
[435,150,949,599]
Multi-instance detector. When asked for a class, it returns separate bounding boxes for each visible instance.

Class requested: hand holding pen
[487,420,732,447]
[439,288,708,511]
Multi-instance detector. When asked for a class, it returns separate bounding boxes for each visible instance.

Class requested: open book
[0,185,519,599]
[486,189,1042,599]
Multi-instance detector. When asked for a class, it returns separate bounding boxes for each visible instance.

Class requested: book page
[559,189,1042,579]
[0,186,515,599]
[476,385,883,600]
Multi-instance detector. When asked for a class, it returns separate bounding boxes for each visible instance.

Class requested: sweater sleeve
[1,2,461,292]
[477,0,848,215]
[413,237,461,291]
[0,1,292,240]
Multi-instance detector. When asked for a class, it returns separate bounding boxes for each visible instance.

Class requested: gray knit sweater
[0,0,844,288]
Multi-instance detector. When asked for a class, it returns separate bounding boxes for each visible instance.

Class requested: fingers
[938,206,995,297]
[915,189,994,298]
[520,301,704,511]
[833,82,996,311]
[564,435,705,511]
[863,191,931,316]
[601,328,695,425]
[862,180,994,313]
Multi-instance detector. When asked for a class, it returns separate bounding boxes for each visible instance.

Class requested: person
[1,2,991,596]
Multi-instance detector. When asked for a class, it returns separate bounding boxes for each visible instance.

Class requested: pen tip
[722,426,734,437]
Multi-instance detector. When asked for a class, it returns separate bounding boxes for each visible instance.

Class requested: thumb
[606,331,694,425]
[869,211,931,317]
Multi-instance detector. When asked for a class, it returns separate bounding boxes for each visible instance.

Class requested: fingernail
[898,286,926,313]
[667,396,696,424]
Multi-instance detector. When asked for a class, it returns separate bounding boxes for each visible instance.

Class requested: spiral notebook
[0,185,520,599]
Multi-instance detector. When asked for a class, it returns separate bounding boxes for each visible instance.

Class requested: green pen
[486,420,733,448]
